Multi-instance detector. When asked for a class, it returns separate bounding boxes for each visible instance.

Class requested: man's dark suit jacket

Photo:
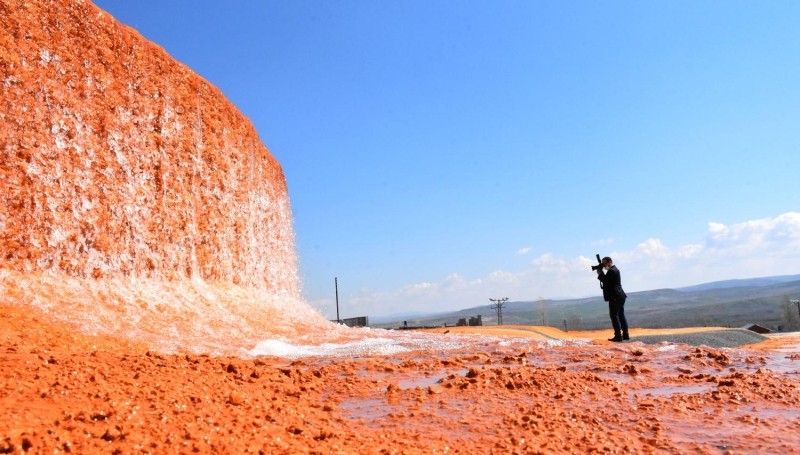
[598,265,627,302]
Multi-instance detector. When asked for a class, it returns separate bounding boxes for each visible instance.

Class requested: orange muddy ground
[2,304,799,454]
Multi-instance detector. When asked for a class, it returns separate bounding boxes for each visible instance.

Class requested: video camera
[591,254,603,271]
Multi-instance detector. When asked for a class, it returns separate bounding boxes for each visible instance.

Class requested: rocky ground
[2,303,799,454]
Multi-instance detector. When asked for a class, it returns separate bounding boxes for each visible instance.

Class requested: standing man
[597,256,629,342]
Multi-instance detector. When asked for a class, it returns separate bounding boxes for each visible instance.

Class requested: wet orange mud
[2,306,799,454]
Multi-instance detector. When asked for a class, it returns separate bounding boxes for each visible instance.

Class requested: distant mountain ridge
[372,274,800,331]
[675,274,800,292]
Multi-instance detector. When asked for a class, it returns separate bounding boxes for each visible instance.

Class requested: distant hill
[371,275,800,332]
[369,310,451,324]
[676,274,800,292]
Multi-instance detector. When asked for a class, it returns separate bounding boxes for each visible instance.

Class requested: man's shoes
[622,334,630,341]
[608,336,623,342]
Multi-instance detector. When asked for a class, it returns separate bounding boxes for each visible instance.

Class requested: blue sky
[94,1,800,319]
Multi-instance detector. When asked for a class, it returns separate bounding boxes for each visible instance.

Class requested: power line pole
[335,277,341,323]
[489,297,509,326]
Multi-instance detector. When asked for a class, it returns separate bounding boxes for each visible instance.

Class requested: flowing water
[0,107,340,355]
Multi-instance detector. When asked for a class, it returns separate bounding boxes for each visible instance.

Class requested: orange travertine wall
[0,0,298,295]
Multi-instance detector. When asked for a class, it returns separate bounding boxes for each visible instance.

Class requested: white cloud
[516,247,532,255]
[634,238,670,258]
[676,243,703,258]
[706,212,800,251]
[627,212,800,289]
[409,282,435,291]
[487,270,515,283]
[331,212,800,318]
[442,273,470,288]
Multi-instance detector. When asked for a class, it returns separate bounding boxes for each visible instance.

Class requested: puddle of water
[399,373,447,390]
[360,369,472,390]
[764,341,800,374]
[634,384,713,397]
[741,406,800,420]
[339,398,396,420]
[661,403,800,451]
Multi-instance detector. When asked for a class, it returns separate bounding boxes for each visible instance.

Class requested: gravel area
[629,328,768,348]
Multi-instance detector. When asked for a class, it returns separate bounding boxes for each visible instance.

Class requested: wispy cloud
[516,247,532,255]
[316,212,800,317]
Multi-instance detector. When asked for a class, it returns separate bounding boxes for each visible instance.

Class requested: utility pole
[335,277,341,323]
[537,297,547,326]
[489,297,509,326]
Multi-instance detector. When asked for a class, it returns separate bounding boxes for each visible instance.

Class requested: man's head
[602,257,613,267]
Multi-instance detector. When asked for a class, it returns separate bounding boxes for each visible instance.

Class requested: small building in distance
[742,323,771,334]
[332,316,369,328]
[456,315,483,327]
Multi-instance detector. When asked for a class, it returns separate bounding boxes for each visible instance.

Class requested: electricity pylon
[489,297,509,326]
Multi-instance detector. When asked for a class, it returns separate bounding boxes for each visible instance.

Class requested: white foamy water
[249,337,414,358]
[247,328,572,359]
[0,268,338,355]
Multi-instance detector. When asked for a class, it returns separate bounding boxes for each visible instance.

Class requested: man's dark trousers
[609,297,628,338]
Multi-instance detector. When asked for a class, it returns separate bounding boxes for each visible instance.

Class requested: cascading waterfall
[0,0,346,355]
